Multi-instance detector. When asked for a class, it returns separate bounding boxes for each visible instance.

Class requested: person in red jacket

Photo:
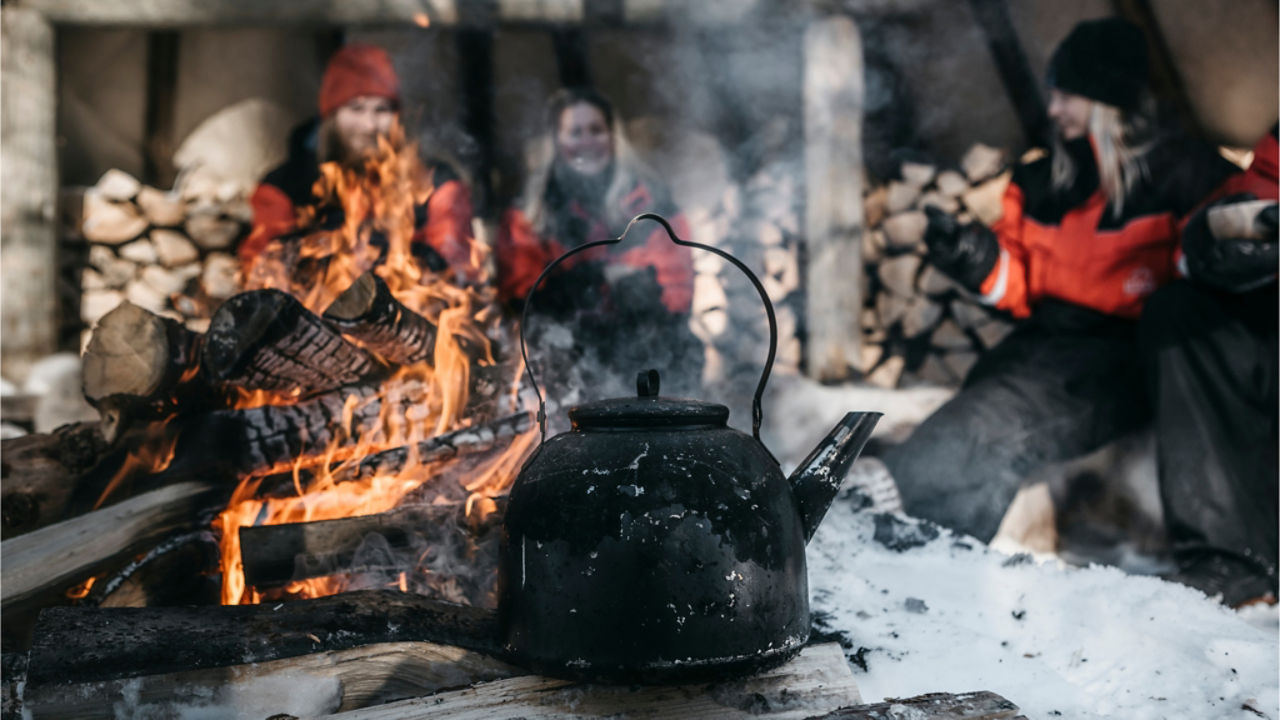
[497,87,701,397]
[239,44,475,283]
[882,20,1237,555]
[1138,126,1279,606]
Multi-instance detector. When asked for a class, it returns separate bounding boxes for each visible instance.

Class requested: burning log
[81,301,203,442]
[239,499,505,592]
[323,271,440,366]
[0,481,221,610]
[349,410,532,481]
[202,288,382,396]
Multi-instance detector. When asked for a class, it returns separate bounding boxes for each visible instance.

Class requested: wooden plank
[25,590,503,686]
[0,8,59,379]
[323,642,861,719]
[810,691,1024,719]
[24,641,520,719]
[0,481,218,609]
[803,15,865,382]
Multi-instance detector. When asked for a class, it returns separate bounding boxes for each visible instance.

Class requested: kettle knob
[636,369,660,398]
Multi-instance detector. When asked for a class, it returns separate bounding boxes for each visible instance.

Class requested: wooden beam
[322,642,862,719]
[1111,0,1202,137]
[966,0,1050,146]
[141,30,180,187]
[0,481,219,609]
[24,641,520,718]
[456,27,495,214]
[803,15,865,381]
[0,8,59,380]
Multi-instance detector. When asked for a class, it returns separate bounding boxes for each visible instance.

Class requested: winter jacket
[497,181,694,314]
[979,136,1236,319]
[240,119,475,280]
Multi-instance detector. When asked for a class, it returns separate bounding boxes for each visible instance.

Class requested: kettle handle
[519,212,778,447]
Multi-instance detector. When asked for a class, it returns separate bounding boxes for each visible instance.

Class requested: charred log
[202,288,382,396]
[1,423,108,539]
[323,271,439,366]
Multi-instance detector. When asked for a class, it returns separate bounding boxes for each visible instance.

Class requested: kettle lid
[568,369,729,430]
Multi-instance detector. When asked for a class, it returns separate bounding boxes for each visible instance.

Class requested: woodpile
[67,168,251,340]
[857,143,1020,389]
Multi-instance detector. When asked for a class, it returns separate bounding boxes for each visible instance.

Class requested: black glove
[923,206,1000,291]
[607,265,667,321]
[1183,193,1279,293]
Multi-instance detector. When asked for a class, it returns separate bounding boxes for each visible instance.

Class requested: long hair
[1051,93,1159,217]
[520,87,663,236]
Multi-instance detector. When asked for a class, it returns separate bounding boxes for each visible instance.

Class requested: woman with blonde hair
[883,19,1238,559]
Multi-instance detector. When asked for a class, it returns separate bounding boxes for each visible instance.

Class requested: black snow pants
[883,301,1148,542]
[1137,280,1278,591]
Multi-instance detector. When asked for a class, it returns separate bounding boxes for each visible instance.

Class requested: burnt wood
[202,288,382,396]
[1,423,108,539]
[323,272,440,366]
[25,590,503,686]
[811,690,1025,719]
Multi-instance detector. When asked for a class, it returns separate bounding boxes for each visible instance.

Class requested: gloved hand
[606,264,666,321]
[922,206,1000,291]
[1182,193,1279,293]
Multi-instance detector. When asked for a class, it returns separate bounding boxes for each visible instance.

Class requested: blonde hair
[1051,94,1157,217]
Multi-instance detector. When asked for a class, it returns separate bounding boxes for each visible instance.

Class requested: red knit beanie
[318,45,401,118]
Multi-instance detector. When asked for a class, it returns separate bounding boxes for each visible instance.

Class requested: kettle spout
[789,411,882,543]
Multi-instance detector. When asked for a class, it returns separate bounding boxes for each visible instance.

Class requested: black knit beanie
[1046,18,1149,110]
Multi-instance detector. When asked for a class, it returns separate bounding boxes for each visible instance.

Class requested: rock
[961,143,1006,183]
[81,290,124,325]
[125,279,168,313]
[151,229,200,267]
[866,354,905,389]
[88,246,136,289]
[141,265,190,296]
[24,353,99,432]
[951,298,992,329]
[80,190,148,244]
[917,264,959,296]
[94,168,141,202]
[202,253,241,299]
[930,319,973,351]
[876,291,909,327]
[902,296,944,338]
[942,350,979,380]
[917,191,960,215]
[962,170,1012,226]
[900,161,936,189]
[185,211,242,251]
[118,239,158,265]
[935,170,969,198]
[878,255,922,296]
[881,210,928,251]
[885,181,921,214]
[976,319,1016,349]
[137,186,187,227]
[863,186,888,228]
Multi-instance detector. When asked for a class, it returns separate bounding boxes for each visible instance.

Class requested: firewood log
[962,170,1012,226]
[202,288,382,396]
[94,169,141,202]
[900,160,937,188]
[136,186,185,227]
[935,169,970,198]
[80,190,146,245]
[0,422,107,539]
[323,272,440,367]
[886,180,921,214]
[878,255,922,297]
[961,143,1006,183]
[881,210,928,251]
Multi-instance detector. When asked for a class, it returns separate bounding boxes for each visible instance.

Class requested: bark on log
[810,690,1024,719]
[1,423,107,539]
[326,642,861,719]
[23,641,520,720]
[323,272,440,367]
[0,481,220,610]
[81,301,203,442]
[202,289,382,395]
[26,590,505,686]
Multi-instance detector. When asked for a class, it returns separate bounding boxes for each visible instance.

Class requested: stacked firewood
[856,143,1021,388]
[66,169,248,339]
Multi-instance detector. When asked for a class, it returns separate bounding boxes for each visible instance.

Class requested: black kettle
[500,213,880,682]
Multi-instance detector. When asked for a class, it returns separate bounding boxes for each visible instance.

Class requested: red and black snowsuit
[240,119,476,281]
[885,135,1238,543]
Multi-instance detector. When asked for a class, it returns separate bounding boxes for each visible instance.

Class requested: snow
[806,488,1279,719]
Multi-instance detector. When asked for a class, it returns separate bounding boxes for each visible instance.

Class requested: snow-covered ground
[776,376,1280,719]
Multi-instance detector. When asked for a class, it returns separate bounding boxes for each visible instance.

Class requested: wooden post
[803,15,864,382]
[1,8,59,381]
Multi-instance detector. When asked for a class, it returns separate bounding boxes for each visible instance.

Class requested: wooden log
[23,641,520,720]
[323,272,440,367]
[0,481,219,609]
[878,255,922,297]
[1,8,59,379]
[348,410,532,481]
[82,301,203,443]
[885,180,921,214]
[803,15,865,382]
[326,642,861,720]
[1,422,107,539]
[202,289,382,396]
[809,690,1024,719]
[25,590,504,686]
[961,143,1006,184]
